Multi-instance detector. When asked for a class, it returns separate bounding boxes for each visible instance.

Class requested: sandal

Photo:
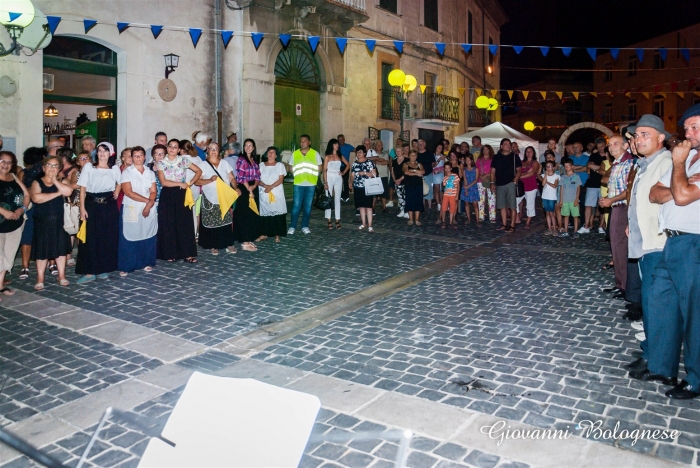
[368,227,374,233]
[184,257,198,263]
[505,226,515,233]
[226,247,237,254]
[144,266,153,272]
[34,283,44,291]
[407,220,413,226]
[0,287,14,296]
[255,236,268,242]
[496,226,506,231]
[335,221,342,230]
[415,221,422,226]
[601,261,614,270]
[66,258,76,267]
[19,269,29,280]
[358,224,365,230]
[211,249,219,256]
[58,279,70,286]
[327,220,334,230]
[241,243,257,252]
[441,223,446,229]
[275,236,281,243]
[119,271,128,277]
[48,264,58,276]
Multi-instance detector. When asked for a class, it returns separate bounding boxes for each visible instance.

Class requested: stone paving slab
[121,333,204,364]
[81,321,157,346]
[252,247,699,465]
[45,309,115,332]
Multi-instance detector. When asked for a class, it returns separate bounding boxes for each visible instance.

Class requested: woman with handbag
[76,142,122,283]
[349,145,377,232]
[118,146,158,276]
[322,139,348,230]
[0,151,30,296]
[476,144,496,223]
[196,142,240,255]
[29,155,73,290]
[233,139,262,251]
[258,147,288,243]
[156,140,202,263]
[57,147,79,267]
[402,150,426,226]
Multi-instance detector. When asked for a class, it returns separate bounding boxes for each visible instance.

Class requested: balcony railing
[379,88,401,120]
[423,93,460,123]
[468,106,491,127]
[328,0,366,12]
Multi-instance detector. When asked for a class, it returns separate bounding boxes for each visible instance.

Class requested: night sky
[499,0,700,89]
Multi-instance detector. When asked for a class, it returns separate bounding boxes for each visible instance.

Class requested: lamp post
[0,0,36,56]
[387,69,417,139]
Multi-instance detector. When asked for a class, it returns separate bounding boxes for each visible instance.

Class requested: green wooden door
[294,88,320,150]
[274,85,296,151]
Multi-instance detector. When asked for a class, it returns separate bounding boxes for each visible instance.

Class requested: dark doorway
[419,128,444,153]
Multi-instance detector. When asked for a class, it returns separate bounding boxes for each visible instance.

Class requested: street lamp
[387,69,417,138]
[164,53,180,79]
[0,0,35,56]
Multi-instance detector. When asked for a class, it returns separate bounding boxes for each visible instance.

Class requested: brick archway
[559,122,614,146]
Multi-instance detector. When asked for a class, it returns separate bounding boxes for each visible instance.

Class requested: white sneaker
[631,321,644,331]
[397,211,405,217]
[301,227,311,234]
[437,203,441,211]
[577,227,590,234]
[287,228,295,235]
[386,201,394,207]
[598,227,606,234]
[635,331,646,341]
[402,213,409,218]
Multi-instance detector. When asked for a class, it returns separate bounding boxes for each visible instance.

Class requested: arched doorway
[273,42,321,152]
[42,36,117,148]
[559,122,614,146]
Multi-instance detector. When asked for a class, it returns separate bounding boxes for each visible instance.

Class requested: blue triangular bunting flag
[365,39,376,54]
[659,47,667,61]
[8,12,21,22]
[586,48,597,61]
[513,46,524,55]
[394,41,404,54]
[636,48,644,63]
[221,30,233,48]
[562,47,572,57]
[279,34,291,47]
[610,48,619,60]
[117,22,130,33]
[189,28,202,47]
[46,16,61,34]
[307,35,320,53]
[435,42,446,56]
[489,44,498,55]
[83,19,97,34]
[335,37,347,54]
[461,44,472,54]
[681,48,690,62]
[539,46,549,56]
[151,25,163,39]
[252,32,264,50]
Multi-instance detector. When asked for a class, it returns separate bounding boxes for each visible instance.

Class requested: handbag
[63,202,80,234]
[364,176,384,196]
[514,155,525,197]
[315,190,333,210]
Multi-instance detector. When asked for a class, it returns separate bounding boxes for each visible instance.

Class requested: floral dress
[461,167,479,202]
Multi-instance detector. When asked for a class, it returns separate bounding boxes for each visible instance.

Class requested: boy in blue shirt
[557,158,582,238]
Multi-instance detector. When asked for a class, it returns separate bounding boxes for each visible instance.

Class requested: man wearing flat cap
[624,115,673,386]
[644,104,700,399]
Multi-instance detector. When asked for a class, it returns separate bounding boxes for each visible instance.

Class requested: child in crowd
[440,162,460,228]
[557,158,581,238]
[540,161,560,235]
[461,156,480,227]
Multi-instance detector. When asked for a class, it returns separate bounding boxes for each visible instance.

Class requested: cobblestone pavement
[0,200,692,467]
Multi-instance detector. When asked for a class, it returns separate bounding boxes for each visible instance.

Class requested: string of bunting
[34,14,700,62]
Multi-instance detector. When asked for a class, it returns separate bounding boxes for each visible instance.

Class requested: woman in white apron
[118,146,158,276]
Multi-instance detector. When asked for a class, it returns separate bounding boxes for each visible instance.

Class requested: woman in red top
[517,146,541,229]
[476,145,496,223]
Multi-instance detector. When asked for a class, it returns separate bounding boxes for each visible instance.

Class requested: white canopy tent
[455,122,538,154]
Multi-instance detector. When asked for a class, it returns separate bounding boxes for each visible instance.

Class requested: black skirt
[31,215,72,261]
[405,185,425,212]
[198,220,234,249]
[259,214,287,237]
[157,186,197,260]
[353,187,373,209]
[232,185,261,243]
[75,193,119,274]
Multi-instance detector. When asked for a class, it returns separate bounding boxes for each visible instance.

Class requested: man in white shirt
[646,104,700,399]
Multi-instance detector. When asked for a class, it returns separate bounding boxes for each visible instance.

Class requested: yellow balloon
[387,69,406,88]
[487,98,499,110]
[404,74,417,92]
[524,121,535,131]
[475,95,489,109]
